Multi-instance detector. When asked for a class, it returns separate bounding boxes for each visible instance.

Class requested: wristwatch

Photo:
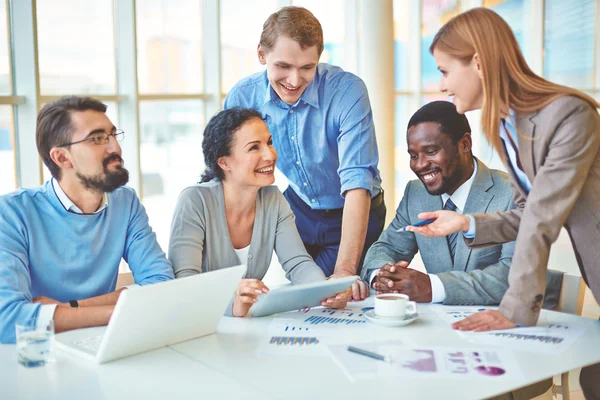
[69,300,79,308]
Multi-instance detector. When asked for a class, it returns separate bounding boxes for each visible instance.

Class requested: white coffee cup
[374,293,417,318]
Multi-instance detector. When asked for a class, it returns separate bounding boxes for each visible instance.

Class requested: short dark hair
[260,6,324,56]
[36,96,107,179]
[407,101,471,143]
[200,107,264,183]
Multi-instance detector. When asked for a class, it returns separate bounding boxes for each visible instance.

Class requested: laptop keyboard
[73,335,104,352]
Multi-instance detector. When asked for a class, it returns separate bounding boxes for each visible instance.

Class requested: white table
[2,299,599,400]
[0,344,272,400]
[170,299,600,400]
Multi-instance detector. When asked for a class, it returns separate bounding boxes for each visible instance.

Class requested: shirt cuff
[463,215,476,238]
[37,304,58,330]
[429,274,446,303]
[369,269,379,286]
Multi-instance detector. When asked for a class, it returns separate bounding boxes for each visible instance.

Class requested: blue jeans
[284,188,386,277]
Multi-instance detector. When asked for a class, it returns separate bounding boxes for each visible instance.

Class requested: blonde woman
[406,8,600,398]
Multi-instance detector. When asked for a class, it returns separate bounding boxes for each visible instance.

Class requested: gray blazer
[168,180,326,285]
[362,159,563,307]
[468,96,600,325]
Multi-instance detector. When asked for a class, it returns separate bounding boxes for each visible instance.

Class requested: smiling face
[57,110,129,192]
[218,118,277,189]
[258,35,319,105]
[433,49,484,114]
[407,122,473,196]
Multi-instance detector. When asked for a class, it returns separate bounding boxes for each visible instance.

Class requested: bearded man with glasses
[0,96,173,343]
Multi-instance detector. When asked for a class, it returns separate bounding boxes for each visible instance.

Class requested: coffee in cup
[374,293,417,318]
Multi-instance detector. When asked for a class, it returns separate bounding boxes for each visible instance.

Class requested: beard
[421,162,465,196]
[77,154,130,193]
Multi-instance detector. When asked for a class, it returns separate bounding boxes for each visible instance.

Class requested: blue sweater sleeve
[123,191,174,284]
[0,200,42,343]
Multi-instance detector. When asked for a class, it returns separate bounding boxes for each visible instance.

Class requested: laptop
[55,265,246,364]
[247,275,358,317]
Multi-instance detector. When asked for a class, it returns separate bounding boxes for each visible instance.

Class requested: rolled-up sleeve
[336,80,379,197]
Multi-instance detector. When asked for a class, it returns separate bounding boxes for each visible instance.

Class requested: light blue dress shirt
[465,114,532,238]
[224,63,382,210]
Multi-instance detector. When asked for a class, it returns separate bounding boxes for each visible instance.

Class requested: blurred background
[1,0,599,306]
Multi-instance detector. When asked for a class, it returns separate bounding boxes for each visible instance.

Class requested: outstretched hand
[406,210,470,237]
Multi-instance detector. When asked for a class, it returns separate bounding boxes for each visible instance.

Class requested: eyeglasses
[58,130,125,147]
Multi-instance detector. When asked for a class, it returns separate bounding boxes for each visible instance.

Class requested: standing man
[0,96,173,343]
[224,6,385,300]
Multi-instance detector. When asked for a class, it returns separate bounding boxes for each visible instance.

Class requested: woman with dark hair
[168,107,350,317]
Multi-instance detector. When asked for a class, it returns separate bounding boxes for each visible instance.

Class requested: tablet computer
[247,276,358,317]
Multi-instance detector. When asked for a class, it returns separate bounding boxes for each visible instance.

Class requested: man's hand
[451,309,517,332]
[330,270,369,301]
[232,279,269,317]
[406,210,470,237]
[372,262,433,303]
[32,296,68,307]
[321,287,352,308]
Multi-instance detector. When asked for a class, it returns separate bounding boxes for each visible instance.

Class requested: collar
[261,67,321,109]
[441,159,478,213]
[51,178,108,214]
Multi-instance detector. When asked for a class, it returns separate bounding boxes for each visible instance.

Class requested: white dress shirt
[370,160,478,304]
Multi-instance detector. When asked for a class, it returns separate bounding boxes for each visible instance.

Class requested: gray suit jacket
[169,180,326,284]
[468,96,600,325]
[362,159,563,307]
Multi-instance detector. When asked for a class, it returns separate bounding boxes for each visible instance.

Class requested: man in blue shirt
[0,96,173,343]
[224,6,385,300]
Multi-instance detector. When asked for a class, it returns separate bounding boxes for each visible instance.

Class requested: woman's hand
[232,279,269,317]
[406,210,471,237]
[321,287,352,309]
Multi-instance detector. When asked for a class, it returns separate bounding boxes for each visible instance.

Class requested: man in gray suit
[361,101,562,307]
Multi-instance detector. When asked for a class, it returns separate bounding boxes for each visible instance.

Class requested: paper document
[461,323,586,354]
[257,318,329,357]
[327,342,522,382]
[430,306,586,354]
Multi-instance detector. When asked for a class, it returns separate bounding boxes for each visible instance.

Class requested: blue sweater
[0,181,174,343]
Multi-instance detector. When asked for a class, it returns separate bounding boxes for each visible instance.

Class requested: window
[544,0,596,88]
[139,101,205,250]
[293,0,346,67]
[0,106,15,194]
[0,2,14,194]
[420,0,463,96]
[136,0,203,94]
[36,0,116,95]
[220,0,276,93]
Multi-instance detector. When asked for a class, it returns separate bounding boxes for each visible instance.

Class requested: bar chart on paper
[302,309,367,326]
[269,336,319,346]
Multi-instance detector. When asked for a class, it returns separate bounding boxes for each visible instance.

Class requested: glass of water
[15,319,55,368]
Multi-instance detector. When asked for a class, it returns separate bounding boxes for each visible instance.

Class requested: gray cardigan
[168,180,326,285]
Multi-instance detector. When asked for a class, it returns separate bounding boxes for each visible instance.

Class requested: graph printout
[327,343,522,382]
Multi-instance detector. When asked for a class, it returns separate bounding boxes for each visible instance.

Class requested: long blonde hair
[430,7,599,156]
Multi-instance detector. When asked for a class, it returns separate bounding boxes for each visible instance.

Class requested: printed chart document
[432,306,586,354]
[257,306,418,357]
[327,342,522,382]
[257,318,328,357]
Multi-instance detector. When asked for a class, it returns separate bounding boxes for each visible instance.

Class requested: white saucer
[364,310,419,327]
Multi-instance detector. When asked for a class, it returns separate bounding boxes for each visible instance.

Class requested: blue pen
[396,218,436,232]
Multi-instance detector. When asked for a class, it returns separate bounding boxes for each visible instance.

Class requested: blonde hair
[430,7,599,156]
